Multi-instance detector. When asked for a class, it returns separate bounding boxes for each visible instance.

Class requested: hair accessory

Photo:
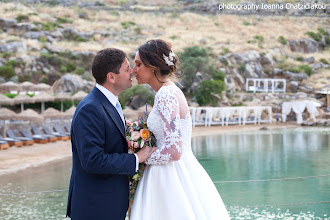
[163,49,175,66]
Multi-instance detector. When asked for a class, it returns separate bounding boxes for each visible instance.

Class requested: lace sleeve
[145,89,183,165]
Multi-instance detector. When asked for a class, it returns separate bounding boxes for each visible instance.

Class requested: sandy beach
[0,123,298,176]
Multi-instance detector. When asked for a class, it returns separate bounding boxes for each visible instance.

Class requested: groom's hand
[136,146,157,163]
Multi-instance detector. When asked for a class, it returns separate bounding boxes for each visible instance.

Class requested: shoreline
[0,122,299,176]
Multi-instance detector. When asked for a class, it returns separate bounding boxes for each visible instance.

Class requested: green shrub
[57,17,73,24]
[317,28,328,36]
[325,37,330,45]
[239,64,246,73]
[41,22,60,31]
[66,61,76,72]
[16,14,29,22]
[6,59,19,67]
[60,65,67,72]
[306,31,322,42]
[170,35,178,40]
[254,35,264,48]
[74,67,85,75]
[39,36,48,43]
[194,80,226,106]
[221,47,230,55]
[0,65,16,80]
[211,70,225,81]
[288,67,299,73]
[118,85,154,108]
[320,58,329,65]
[134,27,142,34]
[299,65,312,76]
[74,36,88,42]
[243,21,250,26]
[277,36,287,45]
[40,75,49,84]
[121,21,136,29]
[0,52,14,59]
[295,56,304,62]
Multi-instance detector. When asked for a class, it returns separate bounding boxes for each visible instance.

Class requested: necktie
[115,101,125,125]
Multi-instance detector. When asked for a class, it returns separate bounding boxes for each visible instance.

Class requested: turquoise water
[192,127,330,219]
[0,127,329,219]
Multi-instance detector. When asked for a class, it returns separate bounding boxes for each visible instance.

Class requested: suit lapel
[91,87,126,139]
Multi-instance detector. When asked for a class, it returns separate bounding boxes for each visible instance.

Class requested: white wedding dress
[130,85,230,220]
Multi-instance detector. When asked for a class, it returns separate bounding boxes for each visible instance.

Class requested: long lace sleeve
[145,90,183,165]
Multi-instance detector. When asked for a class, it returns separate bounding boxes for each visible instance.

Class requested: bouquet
[125,110,156,200]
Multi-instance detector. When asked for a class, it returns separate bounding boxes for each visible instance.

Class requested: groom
[66,48,155,220]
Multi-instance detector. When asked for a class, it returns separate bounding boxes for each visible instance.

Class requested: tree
[194,80,226,106]
[178,46,211,92]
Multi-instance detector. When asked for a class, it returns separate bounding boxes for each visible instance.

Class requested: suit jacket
[66,87,136,220]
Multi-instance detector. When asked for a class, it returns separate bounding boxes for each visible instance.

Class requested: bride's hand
[136,146,157,163]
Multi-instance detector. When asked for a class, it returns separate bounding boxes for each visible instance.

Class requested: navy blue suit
[66,87,136,220]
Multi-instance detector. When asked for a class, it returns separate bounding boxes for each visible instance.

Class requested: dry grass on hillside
[0,2,329,59]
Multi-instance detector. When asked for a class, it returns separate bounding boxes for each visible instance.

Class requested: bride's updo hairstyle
[138,39,179,83]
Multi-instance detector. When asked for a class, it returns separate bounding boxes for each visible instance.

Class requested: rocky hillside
[0,0,329,111]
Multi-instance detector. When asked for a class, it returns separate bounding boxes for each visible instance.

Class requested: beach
[0,123,298,176]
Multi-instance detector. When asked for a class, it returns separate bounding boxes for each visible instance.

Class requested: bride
[130,39,230,220]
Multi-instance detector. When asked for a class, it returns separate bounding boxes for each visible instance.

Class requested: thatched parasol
[0,108,18,120]
[0,81,20,93]
[33,83,52,92]
[41,107,64,119]
[20,81,35,92]
[32,92,55,112]
[123,108,139,122]
[31,92,55,113]
[0,94,14,107]
[63,106,76,118]
[72,91,88,101]
[17,108,44,124]
[55,93,72,112]
[13,94,35,112]
[0,108,19,137]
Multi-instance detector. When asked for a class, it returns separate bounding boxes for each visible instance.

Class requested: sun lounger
[53,124,70,136]
[0,134,23,147]
[43,127,70,141]
[31,126,58,142]
[64,124,71,134]
[7,130,34,146]
[0,140,9,150]
[19,129,48,144]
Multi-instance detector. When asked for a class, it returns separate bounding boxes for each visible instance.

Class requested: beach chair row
[0,124,71,149]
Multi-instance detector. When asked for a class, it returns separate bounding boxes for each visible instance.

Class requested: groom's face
[114,58,133,92]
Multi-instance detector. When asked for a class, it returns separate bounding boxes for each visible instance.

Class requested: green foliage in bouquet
[125,111,156,199]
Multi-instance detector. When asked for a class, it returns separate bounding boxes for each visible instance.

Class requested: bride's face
[133,52,154,85]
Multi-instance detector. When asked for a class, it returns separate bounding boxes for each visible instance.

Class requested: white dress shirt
[96,83,139,172]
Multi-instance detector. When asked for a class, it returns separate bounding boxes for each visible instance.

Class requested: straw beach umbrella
[0,108,18,120]
[55,93,72,112]
[0,94,14,108]
[18,109,44,124]
[20,81,35,93]
[41,107,64,119]
[13,94,35,112]
[63,106,76,118]
[0,108,18,137]
[33,83,52,92]
[31,92,55,113]
[0,81,20,93]
[72,91,88,101]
